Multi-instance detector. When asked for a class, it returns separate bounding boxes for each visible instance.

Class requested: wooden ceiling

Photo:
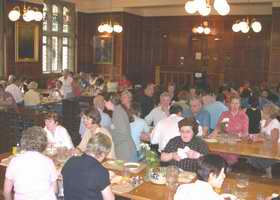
[28,0,280,15]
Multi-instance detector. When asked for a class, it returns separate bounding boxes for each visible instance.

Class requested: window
[42,0,75,73]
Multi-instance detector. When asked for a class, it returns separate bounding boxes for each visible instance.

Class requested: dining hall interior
[0,0,280,199]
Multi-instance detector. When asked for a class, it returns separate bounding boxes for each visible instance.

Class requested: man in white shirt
[145,92,170,127]
[5,76,23,104]
[150,105,183,152]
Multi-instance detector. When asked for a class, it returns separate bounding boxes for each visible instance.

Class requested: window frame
[42,0,75,74]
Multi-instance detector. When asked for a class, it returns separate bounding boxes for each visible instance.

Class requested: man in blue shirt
[202,93,228,133]
[183,97,210,137]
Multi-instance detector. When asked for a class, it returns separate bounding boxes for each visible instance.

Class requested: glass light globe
[198,6,211,16]
[240,23,250,33]
[251,21,262,33]
[239,21,248,31]
[214,0,230,16]
[204,27,211,34]
[197,26,204,34]
[8,9,20,21]
[232,23,240,32]
[185,1,197,14]
[26,9,35,21]
[34,11,43,21]
[23,12,32,22]
[98,24,105,33]
[107,25,113,33]
[192,27,197,33]
[113,24,123,33]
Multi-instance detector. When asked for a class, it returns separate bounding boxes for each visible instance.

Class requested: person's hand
[172,152,181,161]
[187,150,201,159]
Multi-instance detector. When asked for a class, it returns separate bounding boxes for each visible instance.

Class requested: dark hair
[20,126,48,152]
[248,95,259,108]
[44,112,60,123]
[82,108,101,124]
[178,117,199,136]
[169,104,183,115]
[197,154,227,181]
[131,101,142,116]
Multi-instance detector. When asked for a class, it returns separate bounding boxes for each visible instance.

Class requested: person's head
[169,105,183,116]
[229,96,241,113]
[190,97,203,114]
[178,117,199,142]
[262,104,280,120]
[94,95,105,111]
[82,108,101,129]
[243,80,250,88]
[27,81,38,90]
[177,90,189,101]
[85,133,112,161]
[261,90,269,98]
[20,126,48,153]
[197,154,227,189]
[159,92,171,108]
[202,93,215,106]
[144,83,155,97]
[131,101,142,117]
[62,69,70,78]
[189,87,197,97]
[55,80,62,89]
[121,90,133,108]
[248,95,259,108]
[167,82,176,94]
[44,112,60,131]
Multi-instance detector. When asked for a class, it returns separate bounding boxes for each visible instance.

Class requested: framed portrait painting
[93,35,113,64]
[15,21,39,62]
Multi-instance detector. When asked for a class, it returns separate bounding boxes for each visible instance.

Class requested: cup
[166,166,179,190]
[236,173,249,189]
[123,165,130,180]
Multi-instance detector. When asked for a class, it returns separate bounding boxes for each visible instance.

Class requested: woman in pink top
[3,126,58,200]
[212,96,249,165]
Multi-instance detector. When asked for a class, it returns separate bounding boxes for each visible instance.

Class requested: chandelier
[232,18,262,33]
[192,21,211,35]
[185,0,230,16]
[98,21,123,33]
[8,4,43,22]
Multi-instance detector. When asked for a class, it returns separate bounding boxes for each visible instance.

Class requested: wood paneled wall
[268,8,280,85]
[5,0,43,79]
[77,13,272,88]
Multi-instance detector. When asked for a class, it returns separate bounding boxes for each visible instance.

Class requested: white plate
[124,162,141,173]
[204,138,218,143]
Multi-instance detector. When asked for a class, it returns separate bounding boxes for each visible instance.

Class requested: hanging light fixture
[8,4,43,22]
[232,18,262,33]
[185,0,230,16]
[97,0,123,34]
[193,21,211,35]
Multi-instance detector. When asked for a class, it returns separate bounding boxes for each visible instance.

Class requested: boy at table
[174,154,235,200]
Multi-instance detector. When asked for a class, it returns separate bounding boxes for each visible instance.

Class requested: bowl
[124,162,140,173]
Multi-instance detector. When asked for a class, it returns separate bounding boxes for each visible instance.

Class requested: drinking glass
[236,173,249,189]
[166,166,179,190]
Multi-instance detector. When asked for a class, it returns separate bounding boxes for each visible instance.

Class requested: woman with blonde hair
[248,104,280,177]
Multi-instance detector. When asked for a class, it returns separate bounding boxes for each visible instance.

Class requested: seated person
[44,112,74,149]
[3,126,58,200]
[77,108,116,159]
[62,133,115,200]
[161,117,209,171]
[23,81,41,107]
[0,83,18,111]
[49,80,64,101]
[174,154,231,200]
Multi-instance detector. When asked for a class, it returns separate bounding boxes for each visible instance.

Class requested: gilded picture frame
[93,35,113,64]
[15,21,39,62]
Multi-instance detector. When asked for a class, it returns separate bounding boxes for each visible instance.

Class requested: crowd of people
[1,72,280,200]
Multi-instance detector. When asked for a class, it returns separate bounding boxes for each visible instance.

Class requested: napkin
[177,146,190,159]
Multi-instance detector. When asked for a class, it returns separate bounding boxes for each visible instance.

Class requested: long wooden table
[205,138,280,160]
[1,153,279,200]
